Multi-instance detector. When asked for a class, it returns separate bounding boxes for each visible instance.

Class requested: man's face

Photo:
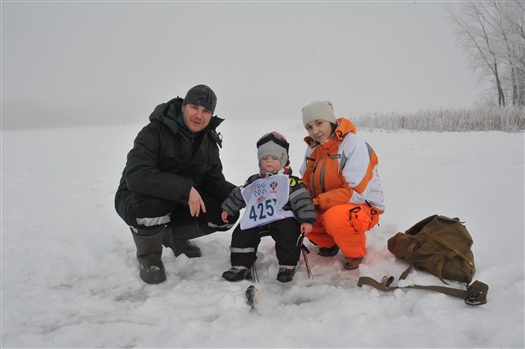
[181,104,212,133]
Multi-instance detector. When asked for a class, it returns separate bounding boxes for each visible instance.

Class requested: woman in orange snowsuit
[299,101,385,270]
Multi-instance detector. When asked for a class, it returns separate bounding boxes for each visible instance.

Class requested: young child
[221,131,317,283]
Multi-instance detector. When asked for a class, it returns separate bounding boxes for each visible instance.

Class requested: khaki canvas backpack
[358,215,489,305]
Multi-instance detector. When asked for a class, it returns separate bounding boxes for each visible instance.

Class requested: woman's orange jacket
[299,118,385,214]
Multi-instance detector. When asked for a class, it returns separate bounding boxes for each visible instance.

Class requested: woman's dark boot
[131,226,166,284]
[318,245,339,257]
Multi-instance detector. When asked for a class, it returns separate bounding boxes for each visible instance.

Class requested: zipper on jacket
[319,163,326,193]
[311,155,322,197]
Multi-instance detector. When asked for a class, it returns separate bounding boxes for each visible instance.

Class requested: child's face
[260,156,282,172]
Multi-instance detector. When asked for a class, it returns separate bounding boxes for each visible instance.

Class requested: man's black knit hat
[183,84,217,114]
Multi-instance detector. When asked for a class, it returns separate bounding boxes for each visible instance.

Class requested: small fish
[245,284,258,313]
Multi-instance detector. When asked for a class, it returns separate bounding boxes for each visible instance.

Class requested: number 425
[249,198,277,222]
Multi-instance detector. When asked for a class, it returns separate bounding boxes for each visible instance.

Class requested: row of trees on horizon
[349,107,524,133]
[284,107,524,133]
[446,0,525,108]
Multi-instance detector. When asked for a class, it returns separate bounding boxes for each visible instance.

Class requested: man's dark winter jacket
[115,97,236,223]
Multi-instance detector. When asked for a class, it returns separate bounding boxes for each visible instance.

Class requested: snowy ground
[2,119,524,348]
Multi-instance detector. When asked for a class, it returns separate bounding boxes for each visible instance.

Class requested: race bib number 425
[240,175,295,230]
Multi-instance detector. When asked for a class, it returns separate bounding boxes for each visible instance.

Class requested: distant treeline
[289,108,525,133]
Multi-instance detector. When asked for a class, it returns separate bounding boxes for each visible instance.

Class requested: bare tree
[446,0,525,107]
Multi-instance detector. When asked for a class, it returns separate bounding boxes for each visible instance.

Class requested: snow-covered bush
[350,107,525,133]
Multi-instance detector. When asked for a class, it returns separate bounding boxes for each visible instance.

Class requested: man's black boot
[131,226,166,284]
[162,222,205,258]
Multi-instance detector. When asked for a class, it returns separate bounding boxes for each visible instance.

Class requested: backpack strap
[424,232,475,266]
[357,276,488,306]
[400,261,450,285]
[422,232,475,285]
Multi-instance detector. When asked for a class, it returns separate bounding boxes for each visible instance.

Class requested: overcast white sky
[2,1,481,128]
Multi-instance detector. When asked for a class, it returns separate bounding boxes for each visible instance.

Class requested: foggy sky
[2,1,481,129]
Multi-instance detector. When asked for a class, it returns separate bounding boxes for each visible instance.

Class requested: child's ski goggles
[256,131,289,151]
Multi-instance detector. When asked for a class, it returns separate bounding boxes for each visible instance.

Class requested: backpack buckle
[464,280,489,306]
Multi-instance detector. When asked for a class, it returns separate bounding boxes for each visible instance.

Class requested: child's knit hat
[256,131,289,170]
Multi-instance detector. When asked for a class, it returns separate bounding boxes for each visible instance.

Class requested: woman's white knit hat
[302,100,337,126]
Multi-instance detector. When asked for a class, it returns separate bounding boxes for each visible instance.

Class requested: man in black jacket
[115,85,239,284]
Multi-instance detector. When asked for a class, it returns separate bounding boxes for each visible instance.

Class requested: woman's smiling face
[305,119,333,143]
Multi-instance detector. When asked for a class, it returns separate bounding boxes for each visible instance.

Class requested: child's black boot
[277,266,296,283]
[222,266,252,282]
